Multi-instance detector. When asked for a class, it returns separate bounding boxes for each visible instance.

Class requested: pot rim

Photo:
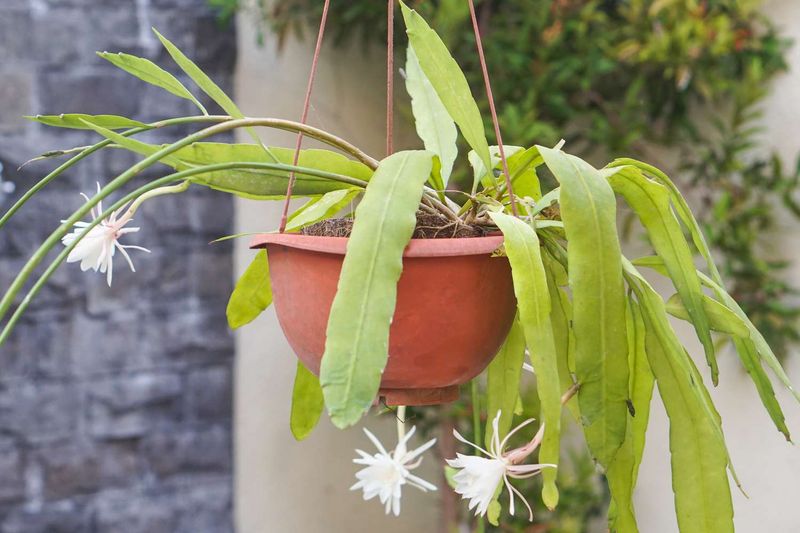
[249,232,504,257]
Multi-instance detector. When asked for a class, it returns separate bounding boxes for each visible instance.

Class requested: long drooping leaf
[286,189,360,232]
[732,337,790,440]
[97,52,207,113]
[290,361,324,441]
[400,2,491,189]
[665,293,749,338]
[542,253,579,421]
[624,262,735,532]
[227,250,272,329]
[605,165,718,384]
[538,146,629,468]
[644,331,734,533]
[28,114,146,130]
[698,272,800,403]
[634,255,800,404]
[81,132,366,198]
[485,318,526,450]
[489,211,561,509]
[610,158,722,283]
[173,142,372,198]
[153,29,278,162]
[606,300,654,533]
[320,150,433,428]
[404,46,458,186]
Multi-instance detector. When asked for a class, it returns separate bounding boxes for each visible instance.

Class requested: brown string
[386,0,395,157]
[467,0,518,216]
[278,0,332,233]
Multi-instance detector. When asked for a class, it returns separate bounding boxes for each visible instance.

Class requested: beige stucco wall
[233,2,800,531]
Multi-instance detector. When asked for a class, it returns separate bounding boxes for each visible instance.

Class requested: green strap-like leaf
[542,253,579,421]
[485,318,526,450]
[469,145,524,191]
[489,211,561,509]
[174,142,372,199]
[624,259,736,532]
[286,189,360,232]
[79,132,366,199]
[154,29,240,117]
[153,29,279,162]
[28,114,146,130]
[607,300,654,533]
[698,271,800,403]
[538,146,628,468]
[405,46,458,186]
[732,337,790,440]
[227,250,272,329]
[644,329,733,533]
[605,165,718,384]
[290,361,324,441]
[665,293,749,338]
[507,147,544,201]
[400,2,491,190]
[320,150,433,428]
[97,52,207,113]
[634,255,800,405]
[610,158,722,284]
[638,311,733,531]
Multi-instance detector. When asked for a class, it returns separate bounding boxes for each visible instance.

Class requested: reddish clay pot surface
[250,232,517,406]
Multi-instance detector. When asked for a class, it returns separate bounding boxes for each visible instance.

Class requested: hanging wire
[278,0,332,233]
[386,0,395,157]
[466,0,518,216]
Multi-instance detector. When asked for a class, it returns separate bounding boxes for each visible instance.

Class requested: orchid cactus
[0,3,797,532]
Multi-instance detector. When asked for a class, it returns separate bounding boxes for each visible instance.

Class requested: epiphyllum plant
[1,2,798,531]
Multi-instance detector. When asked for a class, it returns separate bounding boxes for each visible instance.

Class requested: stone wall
[0,1,236,531]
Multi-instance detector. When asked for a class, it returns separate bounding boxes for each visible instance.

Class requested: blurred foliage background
[210,0,797,530]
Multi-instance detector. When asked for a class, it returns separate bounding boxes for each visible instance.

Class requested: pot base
[379,385,460,406]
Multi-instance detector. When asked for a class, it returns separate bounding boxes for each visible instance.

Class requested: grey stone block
[0,444,25,505]
[38,440,141,500]
[0,501,89,533]
[186,365,232,422]
[38,71,140,117]
[0,11,33,64]
[0,72,32,133]
[142,426,231,478]
[0,382,79,443]
[86,373,183,439]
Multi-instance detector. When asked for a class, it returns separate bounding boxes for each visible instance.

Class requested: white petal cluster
[61,186,150,286]
[447,411,556,521]
[351,426,437,516]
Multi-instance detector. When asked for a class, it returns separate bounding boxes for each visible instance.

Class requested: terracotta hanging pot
[250,232,517,406]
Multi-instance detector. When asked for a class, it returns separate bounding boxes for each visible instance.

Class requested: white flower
[61,185,150,286]
[351,426,437,516]
[447,411,556,521]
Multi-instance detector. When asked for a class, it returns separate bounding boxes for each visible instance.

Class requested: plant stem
[124,181,191,218]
